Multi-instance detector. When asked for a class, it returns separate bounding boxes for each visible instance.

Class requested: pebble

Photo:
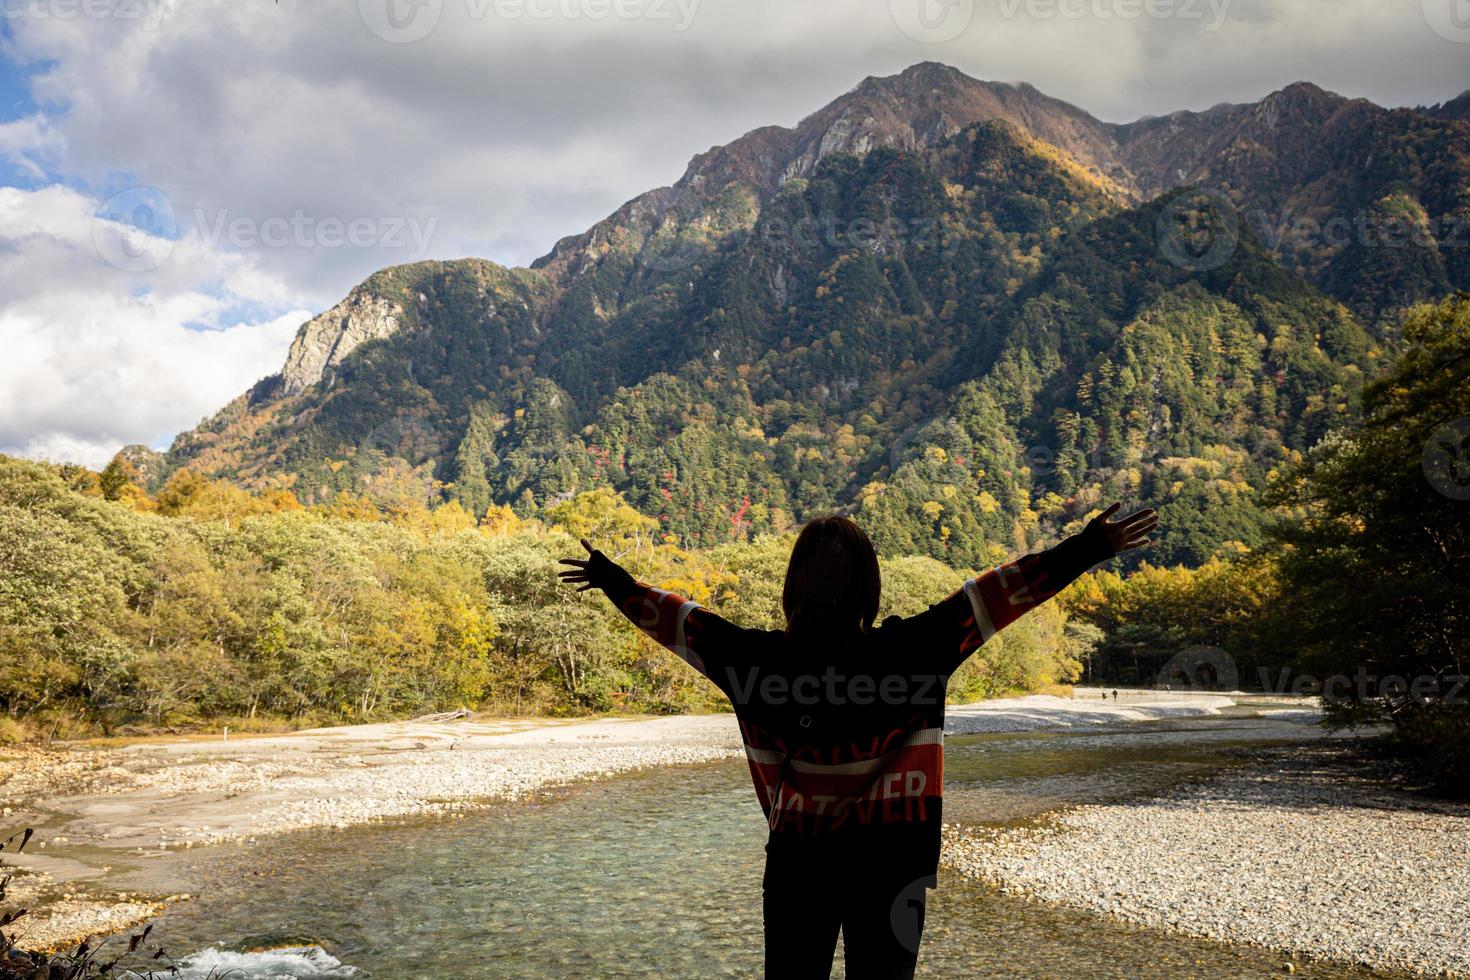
[941,746,1470,978]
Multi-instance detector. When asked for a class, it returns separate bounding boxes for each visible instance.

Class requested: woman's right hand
[557,539,633,593]
[557,538,604,592]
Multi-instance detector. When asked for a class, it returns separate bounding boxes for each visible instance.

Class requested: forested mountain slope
[161,64,1465,568]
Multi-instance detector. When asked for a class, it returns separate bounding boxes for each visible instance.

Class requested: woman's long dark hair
[782,515,881,643]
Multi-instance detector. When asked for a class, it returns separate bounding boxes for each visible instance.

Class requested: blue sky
[0,53,36,115]
[0,26,44,187]
[1,0,1466,468]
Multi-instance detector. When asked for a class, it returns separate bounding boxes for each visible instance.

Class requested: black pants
[762,845,933,980]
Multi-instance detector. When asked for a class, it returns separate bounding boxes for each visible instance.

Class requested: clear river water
[113,709,1404,979]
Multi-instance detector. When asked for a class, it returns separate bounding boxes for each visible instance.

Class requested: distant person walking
[561,504,1158,978]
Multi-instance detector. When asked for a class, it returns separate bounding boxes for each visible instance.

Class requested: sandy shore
[0,690,1254,953]
[942,744,1470,977]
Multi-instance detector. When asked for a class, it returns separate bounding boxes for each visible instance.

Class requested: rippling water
[117,713,1401,978]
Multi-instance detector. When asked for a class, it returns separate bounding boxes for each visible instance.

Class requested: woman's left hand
[1085,503,1159,556]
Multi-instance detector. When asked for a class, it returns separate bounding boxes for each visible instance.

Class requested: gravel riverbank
[1,714,745,951]
[942,744,1470,977]
[0,692,1289,955]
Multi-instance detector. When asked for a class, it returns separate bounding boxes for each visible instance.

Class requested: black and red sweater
[596,529,1112,876]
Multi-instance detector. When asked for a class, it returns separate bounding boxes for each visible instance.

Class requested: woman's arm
[558,539,749,685]
[897,504,1157,675]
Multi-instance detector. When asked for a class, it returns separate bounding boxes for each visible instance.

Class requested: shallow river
[116,710,1403,978]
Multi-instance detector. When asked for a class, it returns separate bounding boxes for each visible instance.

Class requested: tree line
[0,467,1083,741]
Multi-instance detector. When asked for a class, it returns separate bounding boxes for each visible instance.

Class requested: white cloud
[0,185,308,469]
[0,113,60,180]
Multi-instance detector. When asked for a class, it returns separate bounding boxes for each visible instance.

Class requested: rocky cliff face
[1428,91,1470,121]
[532,62,1133,284]
[279,290,405,395]
[1110,82,1355,196]
[682,62,1129,198]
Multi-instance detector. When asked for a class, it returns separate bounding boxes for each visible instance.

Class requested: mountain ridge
[534,64,1466,308]
[162,63,1466,566]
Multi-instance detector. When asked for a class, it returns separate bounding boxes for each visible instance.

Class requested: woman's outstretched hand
[1085,503,1159,557]
[558,539,632,594]
[558,538,602,592]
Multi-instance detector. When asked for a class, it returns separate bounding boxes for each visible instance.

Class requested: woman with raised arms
[560,503,1158,979]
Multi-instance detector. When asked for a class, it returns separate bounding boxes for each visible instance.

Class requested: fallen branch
[409,709,471,723]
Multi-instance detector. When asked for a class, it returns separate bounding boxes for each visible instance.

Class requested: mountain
[164,64,1466,567]
[1115,82,1470,317]
[1422,90,1470,121]
[530,66,1468,320]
